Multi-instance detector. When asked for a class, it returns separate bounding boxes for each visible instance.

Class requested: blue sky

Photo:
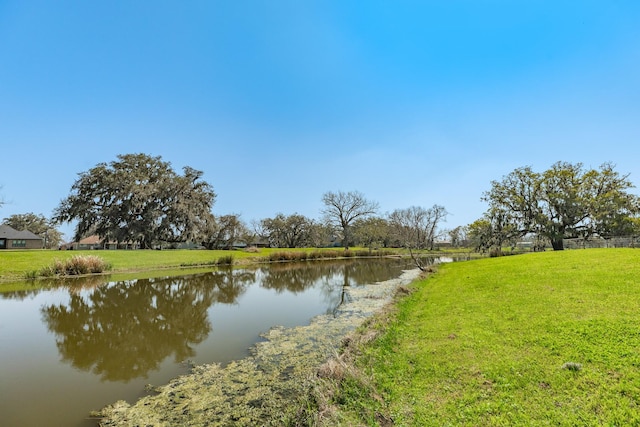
[1,1,639,239]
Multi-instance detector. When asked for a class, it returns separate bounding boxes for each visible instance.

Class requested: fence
[563,236,640,249]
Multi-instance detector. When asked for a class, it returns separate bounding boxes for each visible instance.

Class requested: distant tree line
[47,153,455,250]
[5,155,639,253]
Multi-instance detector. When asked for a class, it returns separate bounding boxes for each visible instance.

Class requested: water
[0,258,415,427]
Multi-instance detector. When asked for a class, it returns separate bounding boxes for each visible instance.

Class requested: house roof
[0,224,43,240]
[78,235,102,245]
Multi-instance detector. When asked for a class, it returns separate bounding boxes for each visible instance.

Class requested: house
[62,235,140,250]
[0,224,43,249]
[65,235,104,250]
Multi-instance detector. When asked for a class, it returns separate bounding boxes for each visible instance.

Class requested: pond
[0,258,421,426]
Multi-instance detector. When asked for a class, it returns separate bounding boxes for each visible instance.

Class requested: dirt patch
[97,269,422,426]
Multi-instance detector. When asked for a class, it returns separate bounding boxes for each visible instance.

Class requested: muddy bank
[97,268,421,426]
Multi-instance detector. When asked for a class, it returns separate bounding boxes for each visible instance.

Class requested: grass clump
[216,255,234,266]
[267,251,310,262]
[24,270,38,279]
[310,249,640,426]
[38,255,112,277]
[561,362,583,372]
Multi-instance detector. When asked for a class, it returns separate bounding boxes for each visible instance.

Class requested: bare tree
[321,190,379,248]
[250,219,269,247]
[425,204,448,250]
[389,204,448,270]
[447,225,469,248]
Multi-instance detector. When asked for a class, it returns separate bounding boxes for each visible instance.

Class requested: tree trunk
[551,238,564,251]
[408,247,426,271]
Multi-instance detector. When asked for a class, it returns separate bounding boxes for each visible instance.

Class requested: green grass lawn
[0,249,252,282]
[330,248,640,426]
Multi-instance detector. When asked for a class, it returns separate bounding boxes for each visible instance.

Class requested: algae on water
[98,269,421,426]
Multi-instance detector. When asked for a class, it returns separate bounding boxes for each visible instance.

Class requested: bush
[216,255,234,266]
[38,255,112,277]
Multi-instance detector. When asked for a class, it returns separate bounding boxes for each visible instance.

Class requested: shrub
[38,255,112,277]
[216,255,234,266]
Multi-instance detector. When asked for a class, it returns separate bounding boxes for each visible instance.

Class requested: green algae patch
[97,269,422,426]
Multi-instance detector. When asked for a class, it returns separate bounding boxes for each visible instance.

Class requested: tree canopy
[352,217,390,249]
[53,153,216,249]
[259,213,314,248]
[480,162,640,251]
[201,214,248,250]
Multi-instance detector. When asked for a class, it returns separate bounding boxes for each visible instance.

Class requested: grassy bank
[314,249,640,426]
[0,249,252,283]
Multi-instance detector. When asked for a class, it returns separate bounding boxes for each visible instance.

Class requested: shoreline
[97,268,422,426]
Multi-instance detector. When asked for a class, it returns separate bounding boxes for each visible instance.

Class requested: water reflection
[0,258,428,426]
[41,269,256,382]
[2,260,418,382]
[261,258,410,292]
[0,275,109,301]
[261,259,416,313]
[34,259,413,383]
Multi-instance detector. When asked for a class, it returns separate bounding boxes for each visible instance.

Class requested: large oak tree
[53,153,216,249]
[481,162,639,250]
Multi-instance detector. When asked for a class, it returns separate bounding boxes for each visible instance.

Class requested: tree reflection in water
[38,258,415,383]
[41,268,255,382]
[259,258,414,315]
